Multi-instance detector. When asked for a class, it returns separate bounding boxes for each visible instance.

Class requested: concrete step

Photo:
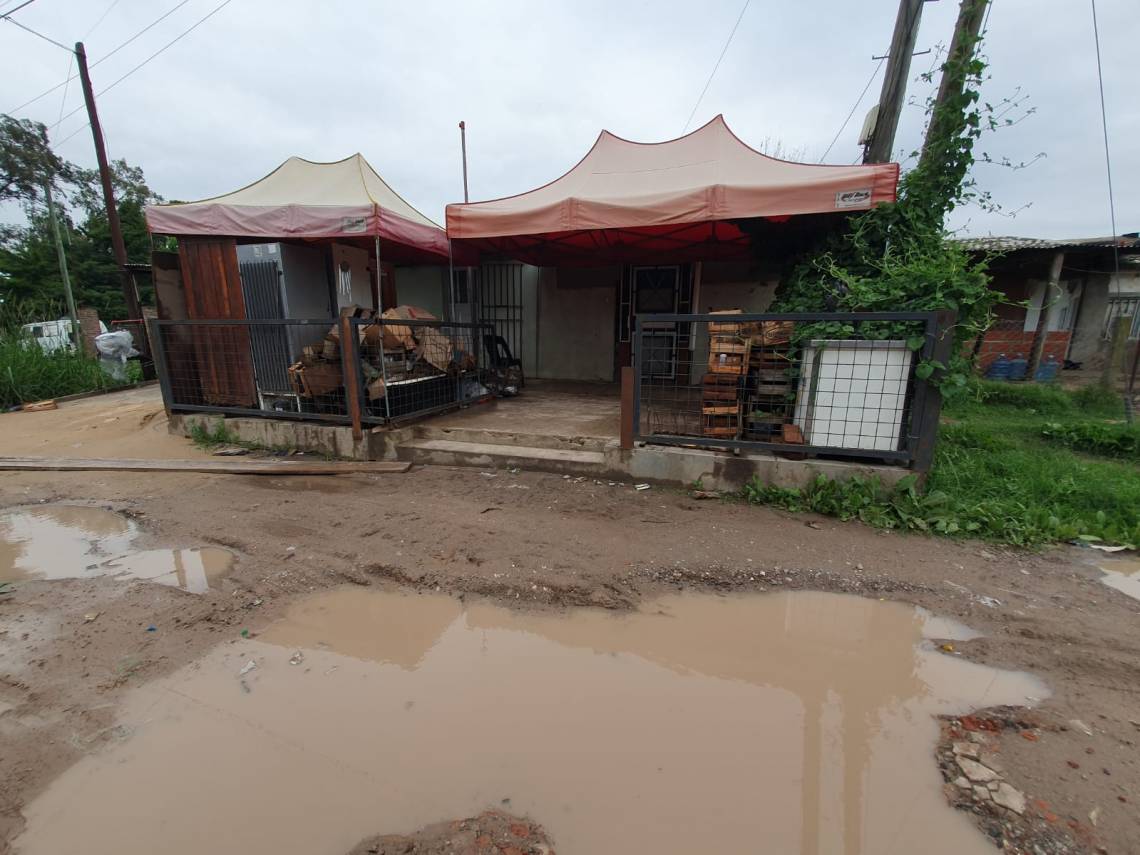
[397,438,614,476]
[412,424,611,454]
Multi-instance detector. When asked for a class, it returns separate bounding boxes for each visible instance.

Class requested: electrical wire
[820,55,885,163]
[53,0,235,144]
[1089,0,1120,291]
[3,13,70,52]
[6,0,192,115]
[681,0,751,133]
[0,0,39,18]
[50,0,234,135]
[84,0,122,38]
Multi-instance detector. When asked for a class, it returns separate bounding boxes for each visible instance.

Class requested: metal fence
[631,311,949,467]
[150,316,501,431]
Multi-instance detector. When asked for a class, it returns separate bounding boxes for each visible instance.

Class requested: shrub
[1041,422,1140,459]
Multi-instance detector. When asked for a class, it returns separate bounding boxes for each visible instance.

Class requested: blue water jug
[1008,353,1028,381]
[985,353,1011,380]
[1035,354,1059,382]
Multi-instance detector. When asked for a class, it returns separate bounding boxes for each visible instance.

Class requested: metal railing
[631,311,950,469]
[149,316,501,431]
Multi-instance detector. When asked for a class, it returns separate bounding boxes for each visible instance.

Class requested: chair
[483,334,525,388]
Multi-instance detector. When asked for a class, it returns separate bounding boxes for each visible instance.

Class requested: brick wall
[968,321,1071,374]
[76,307,101,357]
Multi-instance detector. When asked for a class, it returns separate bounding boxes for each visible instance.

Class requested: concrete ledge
[169,413,376,461]
[610,443,909,492]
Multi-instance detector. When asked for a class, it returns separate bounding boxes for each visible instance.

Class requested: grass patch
[0,331,134,409]
[188,420,242,449]
[741,380,1139,547]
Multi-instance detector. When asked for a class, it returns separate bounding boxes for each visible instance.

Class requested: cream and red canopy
[446,115,899,264]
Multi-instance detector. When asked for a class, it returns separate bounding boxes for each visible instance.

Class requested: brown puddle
[16,589,1045,855]
[0,505,232,593]
[1098,556,1140,602]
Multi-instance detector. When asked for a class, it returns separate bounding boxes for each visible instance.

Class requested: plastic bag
[94,330,139,380]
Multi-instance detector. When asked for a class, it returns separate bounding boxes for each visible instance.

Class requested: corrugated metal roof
[955,234,1140,252]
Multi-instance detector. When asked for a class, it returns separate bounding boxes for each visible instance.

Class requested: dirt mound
[348,810,553,854]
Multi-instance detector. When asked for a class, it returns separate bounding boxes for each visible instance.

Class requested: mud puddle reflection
[1098,555,1140,601]
[17,589,1045,855]
[0,505,232,593]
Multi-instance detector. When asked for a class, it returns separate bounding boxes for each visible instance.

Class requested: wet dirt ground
[1,388,1139,854]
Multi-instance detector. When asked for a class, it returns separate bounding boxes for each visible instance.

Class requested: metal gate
[476,262,525,368]
[239,259,292,394]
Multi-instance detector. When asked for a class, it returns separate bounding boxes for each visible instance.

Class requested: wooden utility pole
[920,0,988,163]
[42,180,82,352]
[863,0,926,164]
[74,41,141,325]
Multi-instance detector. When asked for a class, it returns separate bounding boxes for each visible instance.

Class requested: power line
[1089,0,1119,283]
[3,13,70,52]
[819,55,885,163]
[85,0,123,38]
[53,0,235,142]
[51,0,234,133]
[6,0,192,115]
[682,0,751,133]
[0,0,40,18]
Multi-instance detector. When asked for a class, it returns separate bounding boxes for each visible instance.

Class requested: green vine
[771,9,999,396]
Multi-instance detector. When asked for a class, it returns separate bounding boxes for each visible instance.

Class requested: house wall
[330,243,372,309]
[689,261,779,384]
[396,266,447,317]
[515,265,541,379]
[534,266,619,381]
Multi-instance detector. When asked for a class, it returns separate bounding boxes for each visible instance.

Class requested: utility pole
[74,41,142,326]
[863,0,926,164]
[920,0,988,164]
[458,120,470,202]
[42,179,81,353]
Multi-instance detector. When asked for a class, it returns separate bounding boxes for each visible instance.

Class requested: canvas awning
[146,154,450,263]
[445,115,899,265]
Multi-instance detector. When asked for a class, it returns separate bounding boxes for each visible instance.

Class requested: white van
[21,318,108,353]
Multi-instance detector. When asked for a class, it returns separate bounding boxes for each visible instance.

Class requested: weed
[188,420,240,449]
[1041,421,1139,459]
[742,383,1140,548]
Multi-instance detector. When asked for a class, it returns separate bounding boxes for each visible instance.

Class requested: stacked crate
[741,320,797,441]
[701,313,750,438]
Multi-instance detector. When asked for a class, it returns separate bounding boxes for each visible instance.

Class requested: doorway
[618,264,693,378]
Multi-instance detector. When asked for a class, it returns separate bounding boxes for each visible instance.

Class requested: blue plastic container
[1007,353,1028,381]
[1034,354,1059,382]
[985,353,1011,381]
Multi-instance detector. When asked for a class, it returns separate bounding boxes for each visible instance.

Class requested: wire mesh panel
[352,317,495,424]
[634,312,938,463]
[151,319,350,421]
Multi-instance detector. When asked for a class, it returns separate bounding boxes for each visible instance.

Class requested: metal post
[148,318,172,415]
[42,180,81,352]
[911,310,957,479]
[339,314,363,442]
[620,365,635,450]
[458,120,469,203]
[372,231,392,421]
[632,315,643,442]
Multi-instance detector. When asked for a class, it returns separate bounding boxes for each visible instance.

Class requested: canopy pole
[447,238,455,322]
[374,233,383,313]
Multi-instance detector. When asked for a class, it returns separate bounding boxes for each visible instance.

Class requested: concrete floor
[429,380,621,441]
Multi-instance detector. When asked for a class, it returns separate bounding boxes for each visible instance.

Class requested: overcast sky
[1,0,1136,238]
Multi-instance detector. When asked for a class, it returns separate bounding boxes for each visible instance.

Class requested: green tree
[0,114,70,207]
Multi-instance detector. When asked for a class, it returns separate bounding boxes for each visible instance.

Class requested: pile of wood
[288,305,466,403]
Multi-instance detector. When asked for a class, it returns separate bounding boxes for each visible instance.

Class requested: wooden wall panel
[177,238,256,407]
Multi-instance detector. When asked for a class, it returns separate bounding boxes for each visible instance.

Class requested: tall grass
[0,300,131,409]
[742,380,1140,547]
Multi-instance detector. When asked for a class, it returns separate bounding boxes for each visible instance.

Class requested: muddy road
[1,393,1139,854]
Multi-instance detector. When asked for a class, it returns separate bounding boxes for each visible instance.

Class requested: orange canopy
[446,115,898,265]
